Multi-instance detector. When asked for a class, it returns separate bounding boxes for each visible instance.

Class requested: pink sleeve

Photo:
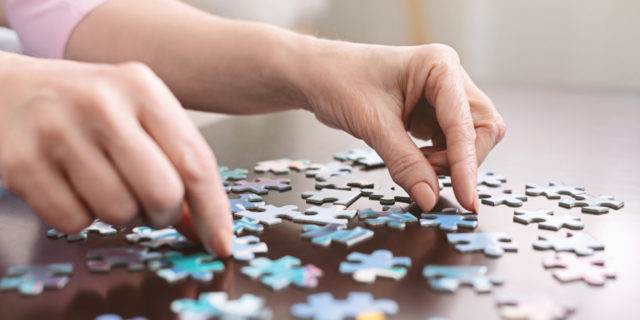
[4,0,109,59]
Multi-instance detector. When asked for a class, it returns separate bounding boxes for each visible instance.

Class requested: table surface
[0,83,638,320]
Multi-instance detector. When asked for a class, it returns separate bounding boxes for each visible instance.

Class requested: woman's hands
[0,53,232,255]
[300,42,506,213]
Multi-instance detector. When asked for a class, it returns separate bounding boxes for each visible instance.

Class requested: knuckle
[98,198,138,225]
[494,118,507,143]
[176,136,218,184]
[425,43,460,62]
[116,62,158,87]
[387,152,425,182]
[144,182,184,213]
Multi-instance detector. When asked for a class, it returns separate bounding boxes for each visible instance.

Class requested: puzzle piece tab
[254,158,310,174]
[0,263,72,296]
[543,252,616,286]
[525,181,585,199]
[495,291,575,320]
[334,148,385,168]
[149,251,224,283]
[306,161,352,181]
[301,189,361,207]
[291,292,398,320]
[219,166,248,181]
[478,186,527,207]
[125,226,192,249]
[339,250,411,283]
[230,235,268,261]
[86,248,163,273]
[361,186,411,204]
[172,292,272,320]
[294,205,355,225]
[47,219,122,242]
[533,231,604,256]
[447,232,518,257]
[231,178,292,194]
[301,224,373,247]
[477,171,507,187]
[357,206,417,230]
[235,204,301,225]
[230,194,265,213]
[513,209,583,231]
[558,194,624,214]
[420,208,478,232]
[242,255,323,290]
[423,265,503,293]
[315,173,374,190]
[233,217,264,235]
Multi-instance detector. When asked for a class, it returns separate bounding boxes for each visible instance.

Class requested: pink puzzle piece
[543,252,616,286]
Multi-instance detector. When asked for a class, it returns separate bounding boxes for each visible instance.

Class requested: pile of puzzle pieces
[0,148,624,319]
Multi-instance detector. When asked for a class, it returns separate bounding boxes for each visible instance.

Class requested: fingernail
[472,191,480,214]
[411,182,437,212]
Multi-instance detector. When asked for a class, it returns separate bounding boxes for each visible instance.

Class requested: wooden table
[0,83,638,319]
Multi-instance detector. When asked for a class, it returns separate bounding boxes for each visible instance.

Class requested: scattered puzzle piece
[172,292,272,320]
[513,209,583,231]
[242,255,323,290]
[0,263,72,296]
[125,226,192,249]
[254,158,310,174]
[149,251,224,283]
[478,186,527,207]
[558,194,624,214]
[94,314,147,320]
[438,175,451,190]
[495,291,575,320]
[219,166,248,181]
[301,189,361,207]
[230,235,268,261]
[525,182,585,199]
[301,224,373,247]
[86,248,163,273]
[533,231,604,256]
[543,252,616,286]
[334,148,385,168]
[420,208,478,232]
[361,186,411,204]
[235,204,301,225]
[339,250,411,283]
[230,194,265,213]
[306,161,352,181]
[291,292,398,320]
[47,219,122,242]
[315,173,374,190]
[233,217,264,234]
[422,265,503,293]
[447,233,518,257]
[231,178,292,194]
[357,206,417,230]
[294,205,355,225]
[477,171,507,187]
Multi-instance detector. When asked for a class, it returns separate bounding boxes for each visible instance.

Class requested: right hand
[0,56,232,255]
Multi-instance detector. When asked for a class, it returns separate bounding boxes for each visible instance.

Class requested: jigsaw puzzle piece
[294,205,355,225]
[291,292,398,320]
[360,185,411,204]
[334,148,385,168]
[254,158,310,174]
[47,219,122,242]
[357,206,417,230]
[422,265,503,293]
[149,251,224,283]
[0,263,72,296]
[447,232,518,257]
[306,161,352,181]
[301,224,373,247]
[477,171,507,187]
[533,231,604,256]
[233,217,264,234]
[230,235,268,261]
[86,248,163,273]
[231,178,292,194]
[315,173,374,190]
[339,250,411,283]
[230,194,265,213]
[242,256,322,290]
[525,181,585,199]
[172,292,272,320]
[478,186,527,207]
[543,252,616,286]
[438,175,452,190]
[420,208,478,231]
[235,204,301,225]
[94,314,147,320]
[301,189,361,207]
[558,194,624,214]
[219,166,248,181]
[513,209,583,231]
[125,226,192,249]
[495,291,575,320]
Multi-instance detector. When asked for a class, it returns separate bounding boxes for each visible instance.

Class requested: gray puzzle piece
[47,219,122,242]
[339,250,411,283]
[513,209,583,231]
[477,171,507,187]
[301,224,373,247]
[125,226,192,249]
[420,208,478,232]
[254,158,310,174]
[291,292,398,320]
[525,182,585,199]
[294,205,355,225]
[306,162,352,181]
[315,173,374,190]
[235,204,301,225]
[423,265,503,293]
[533,231,604,256]
[334,148,385,168]
[559,194,624,214]
[361,186,411,204]
[231,178,291,194]
[0,263,73,296]
[495,291,575,320]
[301,189,361,207]
[447,232,518,257]
[219,166,248,181]
[478,186,527,207]
[357,206,417,230]
[86,248,163,273]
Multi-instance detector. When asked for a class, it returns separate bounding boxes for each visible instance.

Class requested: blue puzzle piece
[422,265,503,293]
[420,208,478,231]
[229,194,265,213]
[357,206,417,230]
[334,148,385,168]
[230,235,268,261]
[301,224,373,247]
[242,256,322,290]
[231,178,292,194]
[291,292,398,320]
[94,314,147,320]
[233,217,264,235]
[86,248,163,273]
[447,233,518,257]
[477,171,507,187]
[0,263,73,296]
[219,166,248,181]
[125,226,192,249]
[172,292,272,320]
[149,251,224,283]
[339,250,411,283]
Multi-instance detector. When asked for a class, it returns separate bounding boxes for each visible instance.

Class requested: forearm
[66,0,315,114]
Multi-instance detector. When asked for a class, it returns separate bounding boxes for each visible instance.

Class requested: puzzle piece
[420,208,478,232]
[525,181,585,199]
[339,250,411,283]
[242,255,323,290]
[172,292,272,320]
[477,171,507,187]
[235,204,301,225]
[495,291,575,320]
[306,161,352,181]
[447,233,518,257]
[231,178,292,194]
[315,173,374,190]
[125,226,192,249]
[357,206,417,230]
[543,252,616,286]
[360,185,411,204]
[0,263,72,296]
[219,166,248,181]
[293,205,355,225]
[533,231,604,256]
[47,219,122,242]
[230,235,268,261]
[230,194,265,213]
[291,292,398,320]
[478,186,527,207]
[558,194,624,214]
[422,265,503,293]
[513,209,583,231]
[254,158,310,174]
[301,224,373,247]
[233,217,264,234]
[86,248,163,273]
[94,314,147,320]
[438,175,451,190]
[334,148,385,168]
[149,251,224,283]
[301,189,361,207]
